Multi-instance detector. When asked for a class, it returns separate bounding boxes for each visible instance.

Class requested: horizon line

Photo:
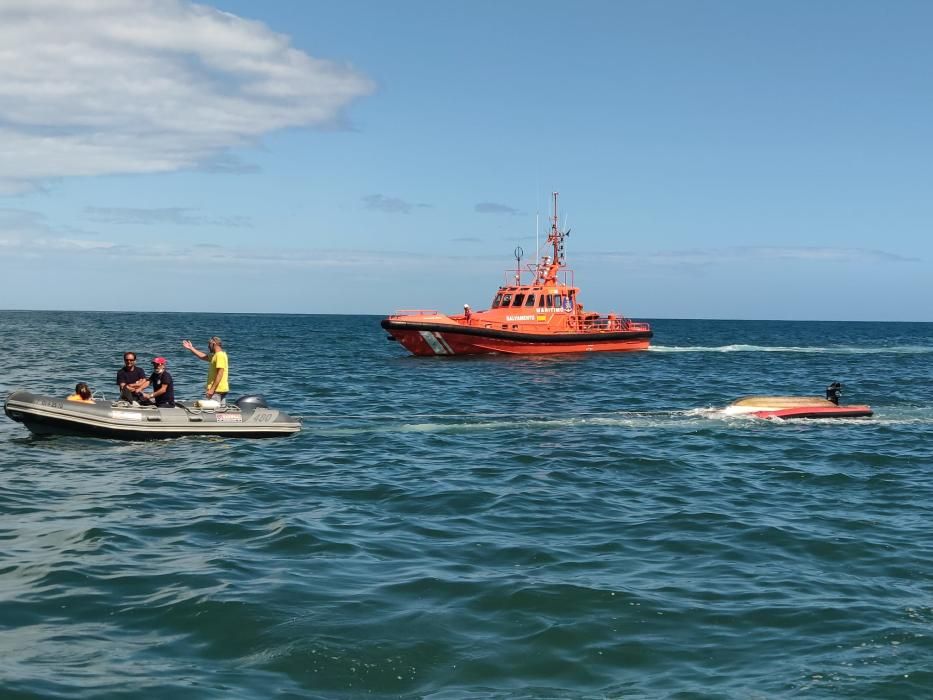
[0,308,930,324]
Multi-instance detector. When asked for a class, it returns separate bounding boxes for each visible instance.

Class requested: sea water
[1,312,932,698]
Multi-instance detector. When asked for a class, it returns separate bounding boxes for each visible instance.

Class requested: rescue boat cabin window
[545,295,553,308]
[512,293,525,306]
[492,293,503,308]
[502,293,513,306]
[525,294,536,307]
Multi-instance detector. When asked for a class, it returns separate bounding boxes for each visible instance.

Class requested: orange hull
[725,396,873,419]
[382,320,652,356]
[749,406,873,419]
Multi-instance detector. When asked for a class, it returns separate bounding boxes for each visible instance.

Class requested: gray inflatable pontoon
[4,391,301,440]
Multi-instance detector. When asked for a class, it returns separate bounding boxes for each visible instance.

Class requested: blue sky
[1,0,931,320]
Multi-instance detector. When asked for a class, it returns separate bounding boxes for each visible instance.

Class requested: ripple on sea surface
[2,314,933,698]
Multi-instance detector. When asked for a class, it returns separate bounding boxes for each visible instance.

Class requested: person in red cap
[141,357,175,407]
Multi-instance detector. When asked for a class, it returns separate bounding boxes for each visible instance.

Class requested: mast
[552,191,559,265]
[535,191,565,285]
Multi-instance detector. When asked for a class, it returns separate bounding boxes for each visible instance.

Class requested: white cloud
[0,208,115,251]
[84,206,251,227]
[475,202,521,216]
[0,0,374,192]
[362,194,432,215]
[3,210,917,275]
[0,211,441,267]
[584,245,918,266]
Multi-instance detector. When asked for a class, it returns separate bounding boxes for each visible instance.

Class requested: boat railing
[389,309,442,318]
[503,267,574,287]
[575,316,651,332]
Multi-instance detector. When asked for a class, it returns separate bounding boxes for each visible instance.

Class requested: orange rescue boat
[382,192,652,356]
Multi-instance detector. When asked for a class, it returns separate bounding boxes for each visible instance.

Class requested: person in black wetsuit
[826,381,843,405]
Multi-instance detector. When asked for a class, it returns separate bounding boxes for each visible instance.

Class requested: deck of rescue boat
[383,310,650,334]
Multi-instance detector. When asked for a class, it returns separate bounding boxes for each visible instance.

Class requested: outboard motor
[235,395,269,410]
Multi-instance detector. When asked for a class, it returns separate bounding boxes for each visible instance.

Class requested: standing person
[142,357,175,407]
[117,352,149,403]
[182,336,229,404]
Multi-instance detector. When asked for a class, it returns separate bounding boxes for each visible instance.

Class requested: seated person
[141,357,175,407]
[117,352,149,403]
[66,382,95,403]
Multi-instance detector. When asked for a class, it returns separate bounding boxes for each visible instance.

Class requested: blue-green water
[2,312,933,699]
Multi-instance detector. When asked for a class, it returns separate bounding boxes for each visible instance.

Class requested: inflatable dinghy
[4,391,301,439]
[724,396,873,419]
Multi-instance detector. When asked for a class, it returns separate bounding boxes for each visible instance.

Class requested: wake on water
[306,406,933,435]
[650,344,933,354]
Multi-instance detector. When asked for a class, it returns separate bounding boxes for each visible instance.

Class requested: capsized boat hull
[724,395,873,419]
[4,391,302,440]
[381,319,652,356]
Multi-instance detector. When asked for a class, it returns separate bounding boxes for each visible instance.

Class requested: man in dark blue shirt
[142,357,175,407]
[117,352,148,402]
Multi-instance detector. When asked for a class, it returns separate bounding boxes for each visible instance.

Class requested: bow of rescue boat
[382,310,465,356]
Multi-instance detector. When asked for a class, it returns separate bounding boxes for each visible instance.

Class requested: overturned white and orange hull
[724,396,873,419]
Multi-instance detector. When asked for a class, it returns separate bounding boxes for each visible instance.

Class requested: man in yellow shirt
[182,336,230,404]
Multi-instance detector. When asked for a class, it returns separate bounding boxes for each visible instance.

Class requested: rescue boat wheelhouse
[381,192,652,356]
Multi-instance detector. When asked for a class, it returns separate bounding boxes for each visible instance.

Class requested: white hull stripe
[434,332,455,354]
[419,330,448,354]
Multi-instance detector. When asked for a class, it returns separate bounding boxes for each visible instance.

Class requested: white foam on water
[650,344,933,355]
[306,406,933,435]
[310,410,720,435]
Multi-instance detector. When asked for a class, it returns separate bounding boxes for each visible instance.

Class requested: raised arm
[182,339,209,361]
